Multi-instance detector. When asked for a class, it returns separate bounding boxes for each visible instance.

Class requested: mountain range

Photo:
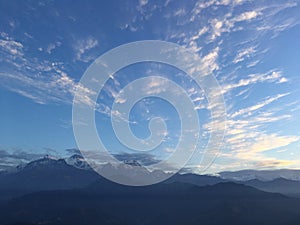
[1,155,300,224]
[219,169,300,181]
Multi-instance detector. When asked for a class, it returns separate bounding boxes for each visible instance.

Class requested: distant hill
[0,156,100,201]
[2,156,300,224]
[165,172,225,186]
[242,178,300,197]
[219,169,300,181]
[1,181,300,225]
[167,172,300,198]
[2,156,300,201]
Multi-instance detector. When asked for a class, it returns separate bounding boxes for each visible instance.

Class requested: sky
[0,0,300,173]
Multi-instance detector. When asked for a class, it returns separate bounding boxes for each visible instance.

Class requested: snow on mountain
[6,154,300,184]
[65,154,91,170]
[24,155,65,169]
[123,159,142,167]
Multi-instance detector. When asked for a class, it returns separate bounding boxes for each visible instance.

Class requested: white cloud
[190,27,209,41]
[233,11,260,22]
[247,60,260,68]
[74,37,98,62]
[230,93,289,118]
[233,0,247,5]
[173,8,186,17]
[222,70,287,94]
[1,1,299,174]
[46,42,61,54]
[189,0,237,22]
[246,134,299,154]
[7,87,47,105]
[0,66,96,107]
[233,46,256,63]
[214,127,299,172]
[210,19,224,40]
[139,0,148,7]
[0,38,23,56]
[278,77,288,83]
[143,77,170,95]
[190,0,216,22]
[201,83,297,172]
[200,47,220,73]
[208,14,233,41]
[218,130,299,171]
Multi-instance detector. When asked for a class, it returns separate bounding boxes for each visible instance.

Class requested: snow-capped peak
[25,155,65,168]
[65,154,91,170]
[123,159,142,167]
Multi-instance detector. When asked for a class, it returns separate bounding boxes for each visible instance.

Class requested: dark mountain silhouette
[1,181,300,225]
[1,156,300,224]
[219,169,300,181]
[168,173,300,197]
[2,156,300,201]
[242,178,300,197]
[0,156,100,201]
[165,173,225,186]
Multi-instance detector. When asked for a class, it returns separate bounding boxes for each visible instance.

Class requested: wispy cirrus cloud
[0,33,100,107]
[0,39,23,57]
[229,93,289,118]
[0,149,49,170]
[45,41,61,54]
[233,46,256,64]
[74,37,98,62]
[221,70,288,95]
[1,0,299,173]
[0,33,24,60]
[0,69,95,107]
[212,106,299,171]
[233,11,260,22]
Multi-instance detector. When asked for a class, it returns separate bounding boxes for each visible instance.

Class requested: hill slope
[1,181,300,225]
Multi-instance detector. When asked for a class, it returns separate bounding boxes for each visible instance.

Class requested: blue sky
[0,0,300,173]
